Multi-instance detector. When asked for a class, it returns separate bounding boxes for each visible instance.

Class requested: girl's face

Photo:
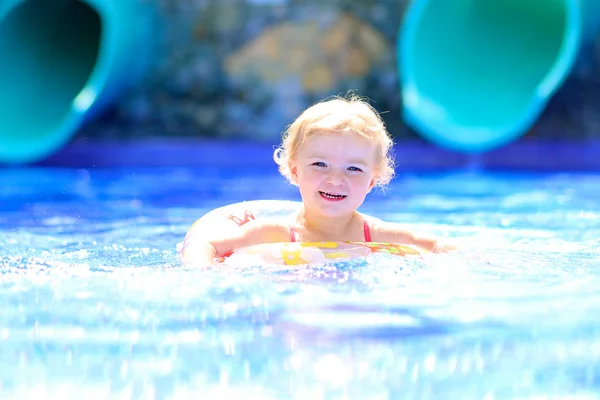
[289,132,378,217]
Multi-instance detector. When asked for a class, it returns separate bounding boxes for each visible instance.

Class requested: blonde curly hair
[273,94,395,187]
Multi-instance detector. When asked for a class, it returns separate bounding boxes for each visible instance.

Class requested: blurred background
[1,0,599,168]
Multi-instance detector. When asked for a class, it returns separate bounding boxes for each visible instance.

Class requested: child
[184,94,455,266]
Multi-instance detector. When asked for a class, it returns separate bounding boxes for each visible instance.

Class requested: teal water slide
[0,0,155,164]
[0,1,597,163]
[399,0,599,152]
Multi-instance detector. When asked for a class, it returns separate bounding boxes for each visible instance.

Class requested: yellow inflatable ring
[180,200,427,266]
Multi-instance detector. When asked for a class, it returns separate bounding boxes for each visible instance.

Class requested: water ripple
[2,168,600,398]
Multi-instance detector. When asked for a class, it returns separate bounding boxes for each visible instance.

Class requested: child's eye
[312,162,326,167]
[348,166,363,172]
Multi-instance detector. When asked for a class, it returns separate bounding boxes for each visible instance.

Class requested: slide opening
[0,0,101,149]
[406,0,568,128]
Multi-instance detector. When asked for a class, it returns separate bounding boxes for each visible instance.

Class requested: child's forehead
[299,133,377,157]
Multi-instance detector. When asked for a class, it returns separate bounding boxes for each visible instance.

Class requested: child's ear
[289,160,299,184]
[368,178,375,192]
[368,174,377,190]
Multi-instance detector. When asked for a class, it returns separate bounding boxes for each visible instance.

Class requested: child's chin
[316,201,353,215]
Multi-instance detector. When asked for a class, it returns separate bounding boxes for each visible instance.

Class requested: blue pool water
[1,166,600,399]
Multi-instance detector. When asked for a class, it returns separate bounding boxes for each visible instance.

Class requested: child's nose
[326,170,345,185]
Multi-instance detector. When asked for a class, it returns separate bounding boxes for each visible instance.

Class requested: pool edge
[16,138,600,171]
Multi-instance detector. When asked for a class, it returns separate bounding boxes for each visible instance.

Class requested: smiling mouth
[319,191,347,200]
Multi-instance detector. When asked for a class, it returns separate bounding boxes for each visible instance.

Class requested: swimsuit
[289,219,372,242]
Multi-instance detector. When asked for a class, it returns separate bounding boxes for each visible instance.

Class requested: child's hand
[433,238,460,253]
[181,240,218,267]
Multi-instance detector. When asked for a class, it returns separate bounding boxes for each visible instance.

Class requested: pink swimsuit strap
[363,219,372,242]
[290,220,371,242]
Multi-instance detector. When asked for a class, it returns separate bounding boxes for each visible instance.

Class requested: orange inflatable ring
[180,200,427,266]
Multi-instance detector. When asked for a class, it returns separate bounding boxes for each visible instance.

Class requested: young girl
[183,94,455,266]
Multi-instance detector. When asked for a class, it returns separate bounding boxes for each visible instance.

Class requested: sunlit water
[1,167,600,399]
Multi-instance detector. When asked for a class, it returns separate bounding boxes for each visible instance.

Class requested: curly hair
[273,93,395,187]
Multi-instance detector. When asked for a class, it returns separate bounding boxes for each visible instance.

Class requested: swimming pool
[1,164,600,399]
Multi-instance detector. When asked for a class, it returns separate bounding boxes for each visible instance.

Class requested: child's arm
[430,237,459,253]
[405,231,457,253]
[371,221,457,253]
[181,221,288,266]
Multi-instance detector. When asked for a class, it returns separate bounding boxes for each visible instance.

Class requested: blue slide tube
[398,0,595,153]
[0,0,155,164]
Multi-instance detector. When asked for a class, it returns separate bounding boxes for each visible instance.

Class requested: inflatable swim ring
[180,200,427,266]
